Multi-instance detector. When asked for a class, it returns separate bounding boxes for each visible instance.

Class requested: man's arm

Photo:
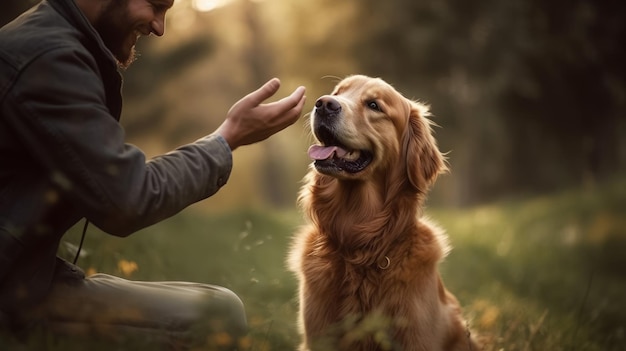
[4,46,304,236]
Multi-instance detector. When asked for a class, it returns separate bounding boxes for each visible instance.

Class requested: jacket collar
[47,0,118,69]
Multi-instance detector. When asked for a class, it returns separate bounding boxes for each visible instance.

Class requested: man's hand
[216,78,306,151]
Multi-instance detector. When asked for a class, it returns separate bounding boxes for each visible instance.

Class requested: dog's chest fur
[307,248,389,312]
[299,221,444,318]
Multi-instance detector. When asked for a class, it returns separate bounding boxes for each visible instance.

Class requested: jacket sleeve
[3,46,232,236]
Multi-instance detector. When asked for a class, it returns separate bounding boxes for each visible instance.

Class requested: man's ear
[404,101,447,194]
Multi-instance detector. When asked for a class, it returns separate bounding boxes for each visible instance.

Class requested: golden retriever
[288,75,480,351]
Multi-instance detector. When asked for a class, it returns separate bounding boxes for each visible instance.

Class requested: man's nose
[150,15,166,36]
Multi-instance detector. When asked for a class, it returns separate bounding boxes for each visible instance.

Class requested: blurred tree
[500,0,626,193]
[121,38,214,142]
[343,0,626,205]
[241,0,289,207]
[5,0,624,207]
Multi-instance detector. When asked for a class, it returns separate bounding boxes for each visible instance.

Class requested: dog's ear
[404,101,447,194]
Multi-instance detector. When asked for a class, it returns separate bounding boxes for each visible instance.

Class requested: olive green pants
[4,263,248,350]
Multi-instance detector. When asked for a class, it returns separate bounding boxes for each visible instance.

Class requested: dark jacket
[0,0,232,310]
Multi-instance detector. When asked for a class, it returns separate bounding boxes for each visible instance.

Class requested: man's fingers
[245,78,281,106]
[221,79,306,150]
[279,94,306,128]
[288,86,306,105]
[268,86,306,112]
[292,93,307,117]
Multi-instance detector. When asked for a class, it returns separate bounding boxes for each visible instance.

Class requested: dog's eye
[367,100,382,112]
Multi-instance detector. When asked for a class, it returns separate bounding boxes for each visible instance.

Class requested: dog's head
[307,75,446,193]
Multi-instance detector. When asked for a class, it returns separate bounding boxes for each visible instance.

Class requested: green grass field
[4,180,625,350]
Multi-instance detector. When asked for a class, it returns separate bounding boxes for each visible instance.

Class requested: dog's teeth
[343,150,361,161]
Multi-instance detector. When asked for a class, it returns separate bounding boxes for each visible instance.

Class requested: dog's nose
[315,97,341,116]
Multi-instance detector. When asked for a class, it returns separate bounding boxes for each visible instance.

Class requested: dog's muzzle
[314,96,342,118]
[309,96,373,175]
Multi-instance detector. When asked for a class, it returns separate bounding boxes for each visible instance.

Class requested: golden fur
[288,75,480,351]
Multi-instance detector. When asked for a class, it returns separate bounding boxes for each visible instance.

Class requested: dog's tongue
[308,145,348,160]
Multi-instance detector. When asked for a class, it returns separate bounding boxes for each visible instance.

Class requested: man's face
[93,0,173,68]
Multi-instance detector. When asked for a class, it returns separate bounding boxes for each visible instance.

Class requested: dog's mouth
[308,125,373,174]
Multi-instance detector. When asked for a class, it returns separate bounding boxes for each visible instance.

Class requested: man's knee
[206,286,247,332]
[190,285,248,349]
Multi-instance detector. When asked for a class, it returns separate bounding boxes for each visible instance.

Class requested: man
[0,0,306,349]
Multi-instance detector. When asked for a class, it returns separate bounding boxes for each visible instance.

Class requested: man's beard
[92,0,138,68]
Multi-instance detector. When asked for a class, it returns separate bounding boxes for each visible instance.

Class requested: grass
[432,181,626,350]
[2,180,625,350]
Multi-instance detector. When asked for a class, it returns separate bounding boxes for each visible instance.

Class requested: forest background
[2,0,625,350]
[4,0,624,209]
